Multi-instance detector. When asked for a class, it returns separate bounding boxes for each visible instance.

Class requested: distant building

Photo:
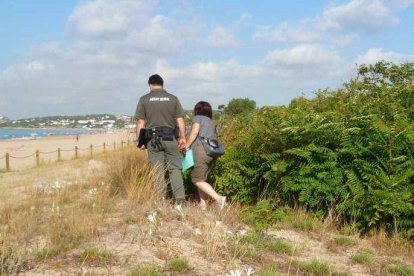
[118,115,132,122]
[77,119,96,124]
[125,124,136,129]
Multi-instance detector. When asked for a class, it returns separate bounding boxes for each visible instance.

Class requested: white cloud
[254,22,321,44]
[254,0,414,46]
[206,26,240,47]
[355,48,414,65]
[261,44,343,83]
[68,0,152,37]
[155,59,261,84]
[322,0,398,33]
[263,44,341,66]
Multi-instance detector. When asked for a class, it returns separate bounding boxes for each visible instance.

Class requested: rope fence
[1,139,135,171]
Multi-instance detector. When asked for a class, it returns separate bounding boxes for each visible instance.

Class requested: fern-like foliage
[212,62,414,237]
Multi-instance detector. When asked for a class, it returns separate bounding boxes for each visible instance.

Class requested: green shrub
[213,62,414,236]
[240,201,292,230]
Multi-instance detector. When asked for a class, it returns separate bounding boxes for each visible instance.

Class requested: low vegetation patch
[291,259,334,276]
[266,239,295,255]
[0,246,30,274]
[79,247,113,263]
[36,228,85,260]
[256,262,279,276]
[229,243,261,260]
[388,262,414,276]
[240,201,292,230]
[124,215,139,225]
[291,215,322,232]
[0,168,10,174]
[351,248,375,265]
[168,257,190,272]
[130,264,163,276]
[239,231,264,247]
[334,235,356,246]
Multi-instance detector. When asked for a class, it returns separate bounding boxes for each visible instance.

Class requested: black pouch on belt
[160,127,175,141]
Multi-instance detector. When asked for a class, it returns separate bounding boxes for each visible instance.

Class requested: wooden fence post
[113,141,116,150]
[6,153,10,170]
[90,144,93,157]
[121,140,124,149]
[75,146,78,159]
[103,143,106,153]
[58,148,61,161]
[36,150,40,166]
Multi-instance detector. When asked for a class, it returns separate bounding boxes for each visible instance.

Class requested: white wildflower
[147,211,157,223]
[226,270,242,276]
[237,229,248,236]
[174,204,183,213]
[215,220,222,227]
[88,188,98,195]
[193,228,202,236]
[245,267,255,276]
[30,206,35,212]
[92,203,97,209]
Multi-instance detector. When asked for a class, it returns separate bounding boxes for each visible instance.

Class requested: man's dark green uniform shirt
[134,89,184,128]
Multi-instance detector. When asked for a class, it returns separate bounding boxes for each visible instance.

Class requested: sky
[1,0,414,119]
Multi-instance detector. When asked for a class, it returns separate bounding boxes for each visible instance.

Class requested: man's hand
[178,137,186,152]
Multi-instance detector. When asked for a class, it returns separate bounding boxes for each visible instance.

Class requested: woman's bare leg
[195,181,222,202]
[198,188,208,209]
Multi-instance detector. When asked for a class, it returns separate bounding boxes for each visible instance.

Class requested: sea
[0,128,98,140]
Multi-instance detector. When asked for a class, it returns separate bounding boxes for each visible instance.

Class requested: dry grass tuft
[105,150,163,205]
[367,230,414,260]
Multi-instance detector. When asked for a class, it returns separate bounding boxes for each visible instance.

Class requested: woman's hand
[178,137,186,152]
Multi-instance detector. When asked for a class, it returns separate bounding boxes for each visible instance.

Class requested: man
[135,74,187,205]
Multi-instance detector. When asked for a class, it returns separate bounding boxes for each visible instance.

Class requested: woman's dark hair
[148,74,164,86]
[193,101,213,119]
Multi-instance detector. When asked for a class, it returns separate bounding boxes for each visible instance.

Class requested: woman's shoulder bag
[199,136,225,158]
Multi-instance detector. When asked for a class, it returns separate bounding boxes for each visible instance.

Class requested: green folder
[181,149,194,172]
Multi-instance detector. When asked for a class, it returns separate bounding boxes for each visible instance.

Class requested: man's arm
[136,119,146,149]
[176,117,186,151]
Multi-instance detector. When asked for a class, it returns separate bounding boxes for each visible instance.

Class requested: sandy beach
[0,129,136,170]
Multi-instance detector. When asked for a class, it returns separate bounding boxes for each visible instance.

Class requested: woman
[186,101,226,210]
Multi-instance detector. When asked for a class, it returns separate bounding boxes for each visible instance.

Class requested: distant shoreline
[0,128,114,141]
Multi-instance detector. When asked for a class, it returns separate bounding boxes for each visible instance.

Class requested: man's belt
[146,126,179,141]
